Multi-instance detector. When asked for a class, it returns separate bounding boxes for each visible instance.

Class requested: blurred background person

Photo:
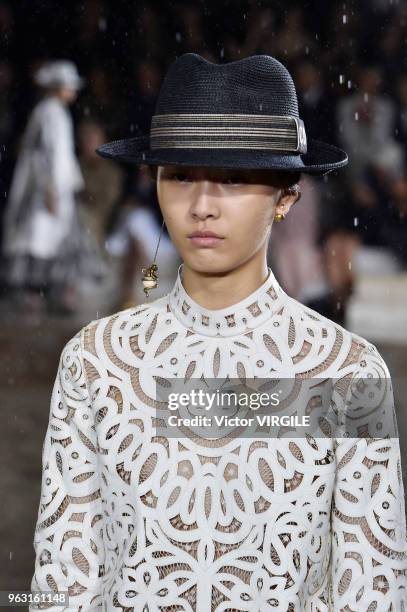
[294,58,336,145]
[317,141,406,324]
[273,6,315,63]
[77,119,123,264]
[270,174,335,319]
[78,66,119,134]
[336,65,397,180]
[1,60,85,316]
[394,72,407,159]
[126,58,163,136]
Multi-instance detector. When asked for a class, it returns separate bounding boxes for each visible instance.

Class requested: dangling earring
[274,212,285,222]
[141,218,165,298]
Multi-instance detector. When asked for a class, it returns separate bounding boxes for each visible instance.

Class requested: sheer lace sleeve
[330,343,407,610]
[29,329,104,611]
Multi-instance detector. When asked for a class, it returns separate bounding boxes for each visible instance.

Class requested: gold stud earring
[141,219,165,298]
[274,212,285,222]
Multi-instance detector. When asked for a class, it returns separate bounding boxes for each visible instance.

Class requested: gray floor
[1,300,406,595]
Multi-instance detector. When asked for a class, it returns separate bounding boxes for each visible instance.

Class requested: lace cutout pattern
[168,264,287,338]
[30,271,407,611]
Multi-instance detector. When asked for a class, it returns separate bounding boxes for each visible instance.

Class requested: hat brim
[96,134,348,176]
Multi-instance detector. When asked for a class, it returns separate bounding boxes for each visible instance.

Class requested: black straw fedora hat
[97,53,348,176]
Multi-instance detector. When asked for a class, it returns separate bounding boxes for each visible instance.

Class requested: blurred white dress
[30,264,407,610]
[2,95,84,285]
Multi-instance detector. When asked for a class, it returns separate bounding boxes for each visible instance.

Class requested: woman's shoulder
[281,294,389,378]
[79,294,170,354]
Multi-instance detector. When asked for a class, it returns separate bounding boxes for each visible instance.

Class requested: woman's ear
[274,187,301,217]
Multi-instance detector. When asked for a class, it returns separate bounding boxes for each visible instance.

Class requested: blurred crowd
[1,0,407,324]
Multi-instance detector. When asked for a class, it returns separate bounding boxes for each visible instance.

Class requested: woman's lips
[188,236,225,247]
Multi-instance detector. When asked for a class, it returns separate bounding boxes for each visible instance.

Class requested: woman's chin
[182,257,238,276]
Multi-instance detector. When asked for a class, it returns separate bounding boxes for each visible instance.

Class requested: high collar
[168,263,288,337]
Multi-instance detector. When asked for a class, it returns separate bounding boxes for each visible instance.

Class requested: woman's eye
[167,173,242,184]
[223,177,242,185]
[171,173,190,182]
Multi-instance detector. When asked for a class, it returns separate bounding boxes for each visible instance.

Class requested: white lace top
[30,264,407,611]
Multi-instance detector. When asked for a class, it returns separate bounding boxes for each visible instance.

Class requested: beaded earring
[141,219,166,298]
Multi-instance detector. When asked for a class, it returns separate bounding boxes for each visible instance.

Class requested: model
[30,53,407,611]
[2,60,85,313]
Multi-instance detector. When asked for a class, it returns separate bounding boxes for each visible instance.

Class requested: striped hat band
[150,113,308,154]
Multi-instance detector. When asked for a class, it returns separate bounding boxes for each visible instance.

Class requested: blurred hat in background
[34,60,85,90]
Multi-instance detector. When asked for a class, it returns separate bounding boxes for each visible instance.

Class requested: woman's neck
[180,259,270,311]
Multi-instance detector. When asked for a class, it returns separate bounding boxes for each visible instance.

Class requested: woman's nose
[189,181,219,217]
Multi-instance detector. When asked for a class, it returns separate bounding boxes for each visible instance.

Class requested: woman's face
[52,86,78,104]
[157,164,294,274]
